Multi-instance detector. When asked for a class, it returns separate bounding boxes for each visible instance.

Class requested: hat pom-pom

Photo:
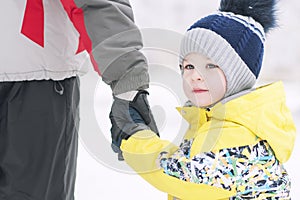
[219,0,277,33]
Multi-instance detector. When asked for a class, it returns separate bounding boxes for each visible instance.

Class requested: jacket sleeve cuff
[120,130,177,173]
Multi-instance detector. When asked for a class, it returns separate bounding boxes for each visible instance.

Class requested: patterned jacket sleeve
[74,0,149,95]
[120,130,235,199]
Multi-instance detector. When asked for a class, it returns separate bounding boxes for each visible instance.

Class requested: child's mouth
[192,89,208,93]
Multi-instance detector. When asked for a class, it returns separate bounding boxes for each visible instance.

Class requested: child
[119,0,297,199]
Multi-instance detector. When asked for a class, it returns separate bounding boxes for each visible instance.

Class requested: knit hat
[180,0,277,97]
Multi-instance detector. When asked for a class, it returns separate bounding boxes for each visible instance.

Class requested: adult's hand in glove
[109,90,159,160]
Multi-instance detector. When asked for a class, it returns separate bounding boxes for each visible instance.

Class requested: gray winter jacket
[0,0,149,94]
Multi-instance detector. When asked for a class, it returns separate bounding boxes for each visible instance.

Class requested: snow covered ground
[75,0,300,199]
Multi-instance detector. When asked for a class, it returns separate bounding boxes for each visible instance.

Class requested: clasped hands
[109,90,159,160]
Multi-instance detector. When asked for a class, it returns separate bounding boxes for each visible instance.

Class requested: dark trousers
[0,77,80,200]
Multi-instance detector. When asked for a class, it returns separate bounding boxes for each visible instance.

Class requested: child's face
[182,53,226,107]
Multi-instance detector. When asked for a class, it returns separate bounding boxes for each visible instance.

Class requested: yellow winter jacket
[120,81,296,200]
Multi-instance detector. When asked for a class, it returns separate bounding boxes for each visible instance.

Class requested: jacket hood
[177,81,296,163]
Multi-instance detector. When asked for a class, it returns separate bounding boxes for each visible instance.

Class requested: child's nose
[191,69,203,81]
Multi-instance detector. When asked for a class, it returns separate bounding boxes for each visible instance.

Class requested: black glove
[109,90,159,160]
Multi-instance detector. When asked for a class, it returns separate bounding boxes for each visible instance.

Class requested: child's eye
[206,64,218,69]
[184,64,195,70]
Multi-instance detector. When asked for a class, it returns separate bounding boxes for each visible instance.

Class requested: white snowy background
[75,0,300,199]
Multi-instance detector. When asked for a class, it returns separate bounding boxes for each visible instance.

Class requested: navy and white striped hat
[180,0,277,97]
